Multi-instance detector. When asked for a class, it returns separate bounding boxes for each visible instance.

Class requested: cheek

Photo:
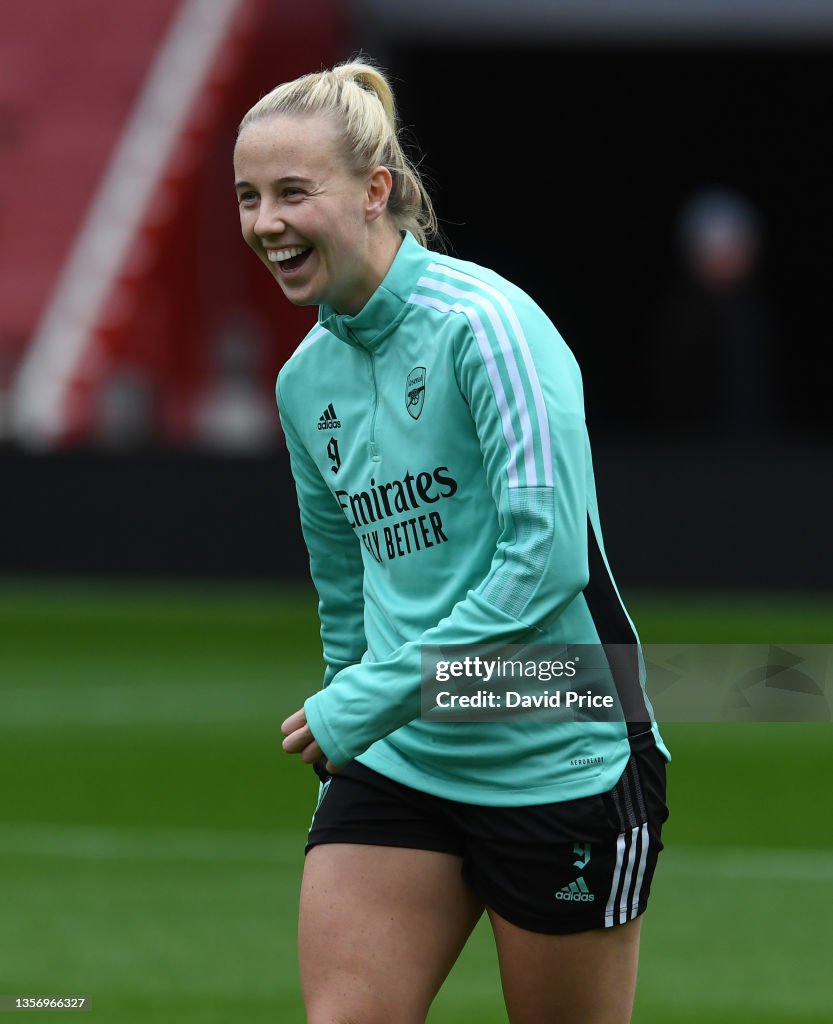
[240,222,272,271]
[323,220,361,262]
[240,218,261,252]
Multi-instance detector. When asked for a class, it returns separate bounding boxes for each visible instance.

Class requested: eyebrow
[234,175,314,190]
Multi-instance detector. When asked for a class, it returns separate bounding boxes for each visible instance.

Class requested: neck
[339,223,403,316]
[371,221,405,278]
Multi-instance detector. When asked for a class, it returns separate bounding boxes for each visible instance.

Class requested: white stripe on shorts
[605,832,627,927]
[605,823,651,927]
[630,822,650,919]
[617,825,640,923]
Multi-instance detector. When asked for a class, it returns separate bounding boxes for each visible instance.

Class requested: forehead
[233,114,344,180]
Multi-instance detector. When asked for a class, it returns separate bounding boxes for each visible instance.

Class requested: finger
[282,725,313,754]
[280,708,307,736]
[300,741,324,764]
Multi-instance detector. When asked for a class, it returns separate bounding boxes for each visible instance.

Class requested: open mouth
[267,246,312,274]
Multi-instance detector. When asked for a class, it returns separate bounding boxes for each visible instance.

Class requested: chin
[279,286,320,308]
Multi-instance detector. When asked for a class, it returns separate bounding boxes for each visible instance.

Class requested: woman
[233,57,669,1024]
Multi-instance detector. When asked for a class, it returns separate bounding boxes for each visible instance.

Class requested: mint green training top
[276,231,668,806]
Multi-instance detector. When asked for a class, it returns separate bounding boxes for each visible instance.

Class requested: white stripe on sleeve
[426,263,553,486]
[293,326,327,359]
[408,293,522,487]
[416,276,540,487]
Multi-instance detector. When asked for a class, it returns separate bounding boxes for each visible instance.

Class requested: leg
[489,911,643,1024]
[300,843,484,1024]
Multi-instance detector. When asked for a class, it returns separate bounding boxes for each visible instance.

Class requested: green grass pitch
[0,581,831,1023]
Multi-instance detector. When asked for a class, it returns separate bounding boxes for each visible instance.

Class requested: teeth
[267,246,309,263]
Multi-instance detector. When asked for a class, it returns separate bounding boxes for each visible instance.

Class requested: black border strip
[583,515,653,747]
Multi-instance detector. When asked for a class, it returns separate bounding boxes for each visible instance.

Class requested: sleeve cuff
[304,691,349,767]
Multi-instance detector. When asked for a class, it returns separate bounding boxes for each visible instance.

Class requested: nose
[253,198,286,239]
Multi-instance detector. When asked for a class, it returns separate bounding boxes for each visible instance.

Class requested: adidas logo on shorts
[318,403,341,430]
[555,876,595,902]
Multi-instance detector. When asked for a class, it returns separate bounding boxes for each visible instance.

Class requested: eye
[284,187,306,200]
[237,190,258,206]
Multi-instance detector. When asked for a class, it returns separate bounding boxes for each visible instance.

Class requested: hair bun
[332,61,396,126]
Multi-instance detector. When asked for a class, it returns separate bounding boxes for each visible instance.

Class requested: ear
[365,166,393,223]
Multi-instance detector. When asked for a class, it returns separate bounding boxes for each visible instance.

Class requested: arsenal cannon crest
[406,366,426,420]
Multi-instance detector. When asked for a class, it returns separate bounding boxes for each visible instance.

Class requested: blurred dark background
[392,45,832,443]
[2,0,832,589]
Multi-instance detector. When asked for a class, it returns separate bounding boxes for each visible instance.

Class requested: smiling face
[233,114,399,315]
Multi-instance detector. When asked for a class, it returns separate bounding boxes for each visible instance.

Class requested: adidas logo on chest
[317,403,341,430]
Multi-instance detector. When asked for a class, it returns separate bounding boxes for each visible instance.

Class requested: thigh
[490,912,642,1024]
[460,745,668,935]
[300,843,484,1024]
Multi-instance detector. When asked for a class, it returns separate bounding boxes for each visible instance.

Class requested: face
[234,114,391,314]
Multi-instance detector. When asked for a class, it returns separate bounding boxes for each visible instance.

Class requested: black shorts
[305,744,669,935]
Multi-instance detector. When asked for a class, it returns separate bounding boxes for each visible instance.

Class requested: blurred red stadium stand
[1,0,343,448]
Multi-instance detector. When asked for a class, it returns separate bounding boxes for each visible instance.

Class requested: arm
[276,373,367,692]
[304,298,591,767]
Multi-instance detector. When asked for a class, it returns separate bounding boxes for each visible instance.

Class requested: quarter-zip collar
[318,231,432,351]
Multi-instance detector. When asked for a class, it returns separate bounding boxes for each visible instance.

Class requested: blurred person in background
[193,313,279,453]
[650,186,779,443]
[94,364,155,449]
[235,56,669,1024]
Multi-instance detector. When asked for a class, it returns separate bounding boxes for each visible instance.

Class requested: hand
[280,707,339,774]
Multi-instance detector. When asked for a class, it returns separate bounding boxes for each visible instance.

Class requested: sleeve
[276,373,367,688]
[303,300,591,766]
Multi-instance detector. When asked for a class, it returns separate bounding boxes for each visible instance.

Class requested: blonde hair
[238,57,439,248]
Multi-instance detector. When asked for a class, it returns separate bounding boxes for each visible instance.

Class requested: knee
[305,1008,393,1024]
[305,1013,357,1024]
[305,998,423,1024]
